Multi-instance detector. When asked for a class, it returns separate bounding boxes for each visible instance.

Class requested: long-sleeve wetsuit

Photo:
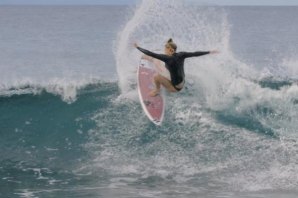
[137,47,210,87]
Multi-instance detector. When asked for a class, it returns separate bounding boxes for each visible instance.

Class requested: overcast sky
[0,0,298,5]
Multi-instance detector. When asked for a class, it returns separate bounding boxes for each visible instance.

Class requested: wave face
[3,81,297,198]
[1,3,298,198]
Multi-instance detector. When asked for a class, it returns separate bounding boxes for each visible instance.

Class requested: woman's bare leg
[149,74,177,97]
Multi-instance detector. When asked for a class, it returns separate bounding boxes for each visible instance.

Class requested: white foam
[281,58,298,79]
[95,0,298,193]
[15,189,37,198]
[115,0,257,102]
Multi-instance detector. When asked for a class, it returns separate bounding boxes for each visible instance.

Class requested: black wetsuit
[137,47,210,91]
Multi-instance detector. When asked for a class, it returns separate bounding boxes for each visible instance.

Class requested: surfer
[134,39,219,97]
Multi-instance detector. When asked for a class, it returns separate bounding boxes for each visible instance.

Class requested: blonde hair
[165,38,177,52]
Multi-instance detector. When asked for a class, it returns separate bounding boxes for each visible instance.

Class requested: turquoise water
[1,2,298,198]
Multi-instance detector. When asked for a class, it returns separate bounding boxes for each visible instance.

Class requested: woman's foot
[149,89,160,97]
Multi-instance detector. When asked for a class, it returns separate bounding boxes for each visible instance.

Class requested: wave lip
[0,77,113,103]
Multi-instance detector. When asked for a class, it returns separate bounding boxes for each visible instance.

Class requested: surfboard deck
[137,58,166,125]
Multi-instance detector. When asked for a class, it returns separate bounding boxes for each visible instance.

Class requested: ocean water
[1,1,298,197]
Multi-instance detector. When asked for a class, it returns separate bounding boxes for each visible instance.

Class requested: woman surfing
[134,38,219,97]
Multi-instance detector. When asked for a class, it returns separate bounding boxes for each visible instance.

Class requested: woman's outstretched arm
[134,43,169,62]
[180,50,219,58]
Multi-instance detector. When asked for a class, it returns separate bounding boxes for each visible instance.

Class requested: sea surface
[1,1,298,198]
